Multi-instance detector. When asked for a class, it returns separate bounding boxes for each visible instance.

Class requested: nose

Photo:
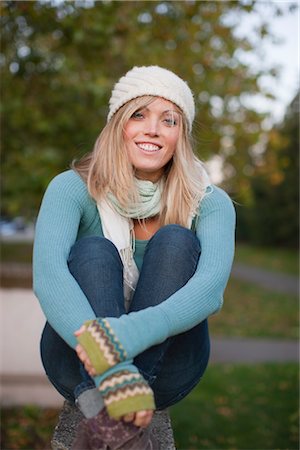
[144,117,160,136]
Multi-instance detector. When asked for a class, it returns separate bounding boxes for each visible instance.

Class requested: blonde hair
[72,96,208,227]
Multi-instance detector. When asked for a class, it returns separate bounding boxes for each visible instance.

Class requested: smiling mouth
[136,142,162,152]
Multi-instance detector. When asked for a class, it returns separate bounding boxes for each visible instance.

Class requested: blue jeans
[40,225,210,410]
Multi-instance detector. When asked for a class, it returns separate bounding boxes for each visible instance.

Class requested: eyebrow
[162,109,181,115]
[138,107,181,115]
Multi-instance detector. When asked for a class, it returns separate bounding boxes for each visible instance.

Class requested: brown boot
[71,416,108,450]
[72,407,160,450]
[72,407,141,450]
[115,426,160,450]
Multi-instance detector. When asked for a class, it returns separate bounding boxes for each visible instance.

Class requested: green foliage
[1,365,298,449]
[210,277,298,339]
[171,363,299,450]
[237,92,299,247]
[2,240,298,338]
[235,242,299,276]
[1,0,289,218]
[1,241,33,263]
[0,405,59,449]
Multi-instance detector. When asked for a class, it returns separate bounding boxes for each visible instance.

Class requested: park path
[232,262,298,296]
[1,260,298,295]
[0,262,298,407]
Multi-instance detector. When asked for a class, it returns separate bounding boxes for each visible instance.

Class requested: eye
[131,111,144,120]
[162,111,180,127]
[163,117,178,127]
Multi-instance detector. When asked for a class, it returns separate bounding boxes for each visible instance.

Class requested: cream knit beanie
[107,66,195,131]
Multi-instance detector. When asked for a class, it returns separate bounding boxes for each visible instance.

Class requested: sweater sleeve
[33,171,97,348]
[34,171,155,417]
[159,185,236,333]
[77,186,236,363]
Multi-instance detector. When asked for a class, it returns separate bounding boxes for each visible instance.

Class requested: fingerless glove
[98,368,155,419]
[77,319,156,419]
[77,318,127,374]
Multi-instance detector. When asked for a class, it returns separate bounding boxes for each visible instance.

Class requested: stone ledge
[51,400,176,449]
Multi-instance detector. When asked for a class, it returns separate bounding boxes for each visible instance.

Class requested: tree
[1,0,294,218]
[237,91,299,247]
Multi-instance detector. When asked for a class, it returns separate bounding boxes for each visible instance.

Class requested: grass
[1,242,298,449]
[0,405,59,450]
[1,241,298,339]
[209,277,298,339]
[1,364,298,450]
[235,243,298,276]
[1,241,298,275]
[0,241,33,288]
[170,363,299,450]
[1,241,33,264]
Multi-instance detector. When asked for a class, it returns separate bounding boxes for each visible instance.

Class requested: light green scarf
[107,178,163,219]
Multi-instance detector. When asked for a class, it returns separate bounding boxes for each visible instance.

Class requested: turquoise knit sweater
[33,169,235,361]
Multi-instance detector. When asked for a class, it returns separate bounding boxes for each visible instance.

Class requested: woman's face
[123,97,181,182]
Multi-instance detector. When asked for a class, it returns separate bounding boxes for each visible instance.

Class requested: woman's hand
[123,410,153,428]
[75,326,96,376]
[75,326,154,427]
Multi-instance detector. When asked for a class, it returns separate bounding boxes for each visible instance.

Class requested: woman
[33,65,235,449]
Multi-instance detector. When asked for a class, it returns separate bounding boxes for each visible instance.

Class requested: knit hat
[107,65,195,131]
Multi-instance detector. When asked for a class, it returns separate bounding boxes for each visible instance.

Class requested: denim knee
[67,236,125,317]
[150,224,200,247]
[68,236,122,268]
[40,323,82,402]
[146,224,201,262]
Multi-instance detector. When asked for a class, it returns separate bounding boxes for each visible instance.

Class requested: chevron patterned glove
[77,318,127,375]
[98,369,155,419]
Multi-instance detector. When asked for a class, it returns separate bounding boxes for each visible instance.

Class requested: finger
[83,356,93,370]
[76,345,89,363]
[75,344,88,359]
[134,410,153,428]
[134,413,151,428]
[75,344,84,357]
[85,364,96,376]
[82,356,96,376]
[123,412,135,423]
[75,345,96,376]
[85,366,96,377]
[74,325,86,337]
[76,350,88,365]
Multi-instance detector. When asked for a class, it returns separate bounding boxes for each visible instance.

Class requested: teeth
[137,143,160,152]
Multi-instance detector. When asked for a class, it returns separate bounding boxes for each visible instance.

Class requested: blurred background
[0,1,299,449]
